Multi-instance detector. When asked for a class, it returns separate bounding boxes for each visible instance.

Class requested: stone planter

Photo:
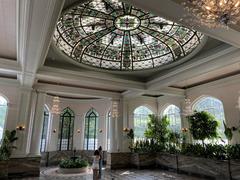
[178,155,229,179]
[0,161,8,179]
[58,167,88,174]
[106,152,132,169]
[131,153,156,169]
[156,152,178,170]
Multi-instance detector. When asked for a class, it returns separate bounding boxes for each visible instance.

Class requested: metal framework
[54,0,204,71]
[58,107,74,151]
[84,108,98,150]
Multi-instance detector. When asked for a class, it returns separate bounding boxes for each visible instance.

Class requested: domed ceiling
[53,0,205,71]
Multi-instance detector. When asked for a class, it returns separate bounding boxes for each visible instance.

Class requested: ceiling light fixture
[182,0,240,28]
[182,96,192,116]
[51,96,60,114]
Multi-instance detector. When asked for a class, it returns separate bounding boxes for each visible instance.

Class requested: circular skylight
[53,0,204,71]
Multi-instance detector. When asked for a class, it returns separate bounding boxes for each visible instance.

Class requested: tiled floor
[17,167,207,180]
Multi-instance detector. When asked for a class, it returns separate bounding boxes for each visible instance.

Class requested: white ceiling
[0,0,240,99]
[0,0,16,60]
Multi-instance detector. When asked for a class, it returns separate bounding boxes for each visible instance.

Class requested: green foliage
[227,144,240,159]
[133,139,164,153]
[126,129,134,152]
[181,143,227,160]
[127,129,134,140]
[187,111,219,144]
[144,115,170,145]
[0,130,18,161]
[168,131,181,145]
[223,122,233,143]
[59,158,88,168]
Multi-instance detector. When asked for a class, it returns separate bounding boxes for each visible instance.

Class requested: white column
[73,114,81,150]
[109,99,123,152]
[28,92,46,156]
[12,87,33,157]
[47,113,60,151]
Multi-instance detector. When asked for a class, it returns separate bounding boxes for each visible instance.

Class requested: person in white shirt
[92,150,100,180]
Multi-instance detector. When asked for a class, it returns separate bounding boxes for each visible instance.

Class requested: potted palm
[0,130,18,179]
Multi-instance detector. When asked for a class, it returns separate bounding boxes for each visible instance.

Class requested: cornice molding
[35,83,121,99]
[37,66,145,91]
[147,45,240,90]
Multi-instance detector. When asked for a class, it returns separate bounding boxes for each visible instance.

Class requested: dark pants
[99,159,102,178]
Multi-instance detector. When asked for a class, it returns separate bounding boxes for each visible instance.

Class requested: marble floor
[16,167,208,180]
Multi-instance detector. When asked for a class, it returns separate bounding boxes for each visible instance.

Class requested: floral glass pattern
[53,0,204,71]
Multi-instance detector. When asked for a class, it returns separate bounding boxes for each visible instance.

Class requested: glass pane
[163,105,181,133]
[134,106,153,141]
[0,96,7,144]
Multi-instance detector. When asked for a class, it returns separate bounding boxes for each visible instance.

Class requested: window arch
[134,106,153,141]
[163,105,181,133]
[40,106,49,152]
[84,108,99,150]
[58,107,74,151]
[193,96,226,142]
[0,96,7,143]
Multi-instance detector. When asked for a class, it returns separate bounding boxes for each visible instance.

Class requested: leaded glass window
[53,0,204,71]
[58,107,74,151]
[0,96,7,144]
[40,107,49,152]
[134,106,153,141]
[163,105,181,133]
[84,109,99,150]
[193,96,226,143]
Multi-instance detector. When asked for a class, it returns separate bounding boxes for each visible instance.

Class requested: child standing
[92,150,100,180]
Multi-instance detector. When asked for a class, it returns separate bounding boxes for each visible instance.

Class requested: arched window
[106,111,111,151]
[58,107,74,151]
[84,109,99,150]
[134,106,153,141]
[163,105,181,133]
[193,96,226,142]
[0,96,7,143]
[40,106,49,152]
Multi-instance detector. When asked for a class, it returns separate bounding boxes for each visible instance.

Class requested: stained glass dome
[53,0,205,71]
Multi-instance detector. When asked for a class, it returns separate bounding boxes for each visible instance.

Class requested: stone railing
[107,152,240,180]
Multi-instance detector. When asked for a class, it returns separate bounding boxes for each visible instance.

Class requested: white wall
[45,96,111,151]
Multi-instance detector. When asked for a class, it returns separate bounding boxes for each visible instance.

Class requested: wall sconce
[16,125,25,131]
[77,129,81,133]
[181,128,188,133]
[99,129,103,133]
[53,129,57,133]
[123,128,130,132]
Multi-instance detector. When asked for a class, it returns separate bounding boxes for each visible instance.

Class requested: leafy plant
[59,158,88,168]
[223,122,233,144]
[227,144,240,160]
[187,111,219,146]
[133,139,164,153]
[145,115,170,146]
[126,128,134,152]
[0,130,18,161]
